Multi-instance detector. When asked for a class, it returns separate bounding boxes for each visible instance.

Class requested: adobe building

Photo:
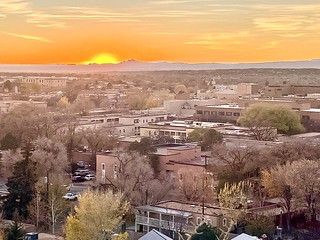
[237,83,260,97]
[194,104,243,123]
[95,143,203,185]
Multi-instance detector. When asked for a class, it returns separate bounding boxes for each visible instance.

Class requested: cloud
[1,31,54,43]
[254,41,278,50]
[0,0,30,15]
[253,4,320,32]
[184,32,249,49]
[148,0,212,4]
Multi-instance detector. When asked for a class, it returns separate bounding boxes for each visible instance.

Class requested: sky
[1,0,320,64]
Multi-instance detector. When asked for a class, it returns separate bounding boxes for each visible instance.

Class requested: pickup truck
[63,192,78,201]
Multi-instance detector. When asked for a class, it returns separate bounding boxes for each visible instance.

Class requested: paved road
[68,181,95,194]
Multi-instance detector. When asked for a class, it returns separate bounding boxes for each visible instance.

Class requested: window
[102,163,105,170]
[204,111,210,115]
[233,112,240,116]
[218,112,225,116]
[223,218,227,227]
[113,164,118,179]
[134,119,139,123]
[211,111,217,115]
[179,174,183,181]
[196,217,202,226]
[196,111,203,114]
[226,112,232,116]
[170,132,175,136]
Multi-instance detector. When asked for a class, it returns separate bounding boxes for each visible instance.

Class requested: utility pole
[202,155,208,218]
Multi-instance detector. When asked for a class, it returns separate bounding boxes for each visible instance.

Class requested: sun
[82,53,119,64]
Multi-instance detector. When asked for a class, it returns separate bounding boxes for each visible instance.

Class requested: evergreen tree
[189,222,220,240]
[0,133,20,150]
[3,143,38,220]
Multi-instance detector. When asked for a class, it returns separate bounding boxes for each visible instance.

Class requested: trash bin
[24,232,38,240]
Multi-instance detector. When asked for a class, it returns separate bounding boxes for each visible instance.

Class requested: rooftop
[136,200,222,218]
[204,104,243,109]
[155,143,198,155]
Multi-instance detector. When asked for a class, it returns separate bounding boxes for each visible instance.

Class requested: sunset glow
[82,53,119,65]
[1,0,320,64]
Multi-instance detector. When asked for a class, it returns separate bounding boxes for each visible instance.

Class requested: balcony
[136,215,187,232]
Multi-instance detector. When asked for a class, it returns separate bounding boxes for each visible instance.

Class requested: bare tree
[0,150,23,178]
[212,144,258,172]
[104,151,170,205]
[178,169,213,202]
[48,177,69,235]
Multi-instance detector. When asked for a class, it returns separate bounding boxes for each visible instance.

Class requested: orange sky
[1,0,320,64]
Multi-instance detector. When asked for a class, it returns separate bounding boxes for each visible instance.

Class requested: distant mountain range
[1,59,320,73]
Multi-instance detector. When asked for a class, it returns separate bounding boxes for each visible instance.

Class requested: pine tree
[3,143,38,220]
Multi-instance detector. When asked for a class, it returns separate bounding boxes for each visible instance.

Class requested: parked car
[72,175,86,182]
[63,192,78,201]
[84,174,96,181]
[76,161,91,168]
[75,169,90,176]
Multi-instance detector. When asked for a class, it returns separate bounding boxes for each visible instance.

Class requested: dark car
[72,175,85,182]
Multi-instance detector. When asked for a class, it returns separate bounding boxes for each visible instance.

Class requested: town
[0,70,319,240]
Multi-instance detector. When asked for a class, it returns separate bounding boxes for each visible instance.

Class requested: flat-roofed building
[163,99,227,117]
[140,121,232,142]
[8,76,76,88]
[237,83,260,96]
[194,104,244,123]
[95,143,202,184]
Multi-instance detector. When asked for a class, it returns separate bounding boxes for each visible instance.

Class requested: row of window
[196,111,240,117]
[133,117,166,124]
[159,131,187,137]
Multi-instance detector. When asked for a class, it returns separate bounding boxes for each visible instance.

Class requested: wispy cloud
[185,31,249,49]
[1,31,54,43]
[149,0,211,4]
[253,4,320,32]
[254,41,278,50]
[0,0,30,15]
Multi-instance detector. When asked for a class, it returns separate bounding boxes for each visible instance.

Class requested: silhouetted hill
[1,59,320,73]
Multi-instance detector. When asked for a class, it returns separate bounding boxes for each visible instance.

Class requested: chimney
[260,234,267,240]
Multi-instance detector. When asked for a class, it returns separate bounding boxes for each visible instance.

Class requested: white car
[75,169,90,176]
[84,174,96,181]
[63,192,78,200]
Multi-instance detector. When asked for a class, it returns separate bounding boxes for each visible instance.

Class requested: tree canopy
[238,104,304,139]
[189,222,220,240]
[188,128,223,150]
[128,137,156,155]
[65,190,129,240]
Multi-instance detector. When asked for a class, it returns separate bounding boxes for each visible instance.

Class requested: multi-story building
[77,111,168,136]
[237,83,260,96]
[140,121,232,142]
[8,76,76,88]
[163,99,227,118]
[95,143,202,184]
[135,199,284,240]
[194,104,244,123]
[135,200,227,239]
